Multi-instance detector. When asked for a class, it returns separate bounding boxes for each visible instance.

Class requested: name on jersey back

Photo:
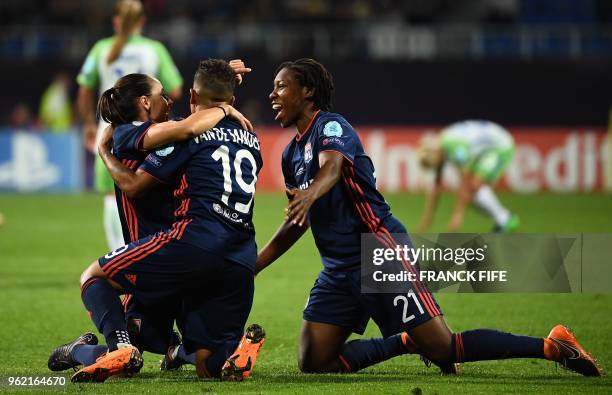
[194,127,260,151]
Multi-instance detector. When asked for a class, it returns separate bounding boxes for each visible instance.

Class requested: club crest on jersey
[323,121,343,137]
[155,145,174,157]
[304,142,313,163]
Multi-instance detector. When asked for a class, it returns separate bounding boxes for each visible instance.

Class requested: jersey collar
[296,110,320,142]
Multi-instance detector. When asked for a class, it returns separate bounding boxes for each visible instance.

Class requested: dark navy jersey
[281,111,392,270]
[139,118,263,271]
[112,120,176,243]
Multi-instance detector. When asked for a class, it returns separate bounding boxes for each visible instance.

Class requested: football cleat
[438,361,460,375]
[48,332,98,371]
[545,324,602,377]
[160,330,184,371]
[71,345,143,383]
[493,213,520,233]
[160,344,184,371]
[419,355,459,375]
[220,324,266,382]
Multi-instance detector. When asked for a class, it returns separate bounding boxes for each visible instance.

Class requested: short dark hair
[275,58,334,111]
[97,73,154,126]
[193,59,236,102]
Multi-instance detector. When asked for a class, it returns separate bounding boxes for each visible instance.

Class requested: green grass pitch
[0,192,610,394]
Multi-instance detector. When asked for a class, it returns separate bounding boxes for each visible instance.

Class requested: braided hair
[275,58,334,111]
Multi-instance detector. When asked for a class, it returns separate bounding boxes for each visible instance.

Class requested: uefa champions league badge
[155,145,175,157]
[323,121,343,137]
[304,142,313,163]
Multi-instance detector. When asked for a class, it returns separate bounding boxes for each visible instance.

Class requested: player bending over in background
[417,120,519,232]
[256,58,601,378]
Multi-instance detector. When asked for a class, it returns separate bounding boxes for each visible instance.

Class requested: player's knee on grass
[195,348,214,378]
[418,336,454,366]
[299,321,349,373]
[298,352,343,373]
[298,339,342,373]
[409,317,454,366]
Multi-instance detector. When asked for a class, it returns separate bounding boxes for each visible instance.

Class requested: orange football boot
[220,324,266,381]
[544,324,602,377]
[71,345,143,382]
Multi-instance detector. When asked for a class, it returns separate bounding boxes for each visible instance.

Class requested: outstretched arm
[141,105,252,150]
[98,126,158,198]
[447,170,480,231]
[284,151,344,227]
[255,216,309,274]
[256,151,345,274]
[77,85,98,153]
[417,165,443,232]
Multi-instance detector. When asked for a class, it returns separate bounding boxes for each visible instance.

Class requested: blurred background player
[76,0,183,250]
[417,120,519,232]
[38,72,74,133]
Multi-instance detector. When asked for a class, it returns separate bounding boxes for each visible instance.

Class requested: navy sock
[339,334,407,372]
[453,329,544,362]
[70,344,108,366]
[81,278,129,351]
[176,344,196,365]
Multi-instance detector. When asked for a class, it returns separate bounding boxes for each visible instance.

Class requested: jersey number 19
[212,145,258,214]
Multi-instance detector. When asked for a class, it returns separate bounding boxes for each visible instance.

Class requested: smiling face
[269,67,313,128]
[143,78,172,122]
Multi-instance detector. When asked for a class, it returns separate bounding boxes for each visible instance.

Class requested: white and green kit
[440,120,515,183]
[77,34,183,193]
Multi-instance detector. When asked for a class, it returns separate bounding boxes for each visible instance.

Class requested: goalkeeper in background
[417,120,519,232]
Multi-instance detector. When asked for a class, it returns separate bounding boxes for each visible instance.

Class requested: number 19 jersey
[139,118,263,271]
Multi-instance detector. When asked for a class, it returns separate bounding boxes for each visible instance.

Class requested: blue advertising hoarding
[0,130,83,192]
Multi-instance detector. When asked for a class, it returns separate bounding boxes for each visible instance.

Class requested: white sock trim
[103,195,125,250]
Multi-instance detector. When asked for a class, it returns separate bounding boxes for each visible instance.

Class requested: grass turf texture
[0,192,610,394]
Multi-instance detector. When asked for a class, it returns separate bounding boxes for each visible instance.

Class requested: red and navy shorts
[97,224,254,353]
[304,216,442,336]
[98,232,208,305]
